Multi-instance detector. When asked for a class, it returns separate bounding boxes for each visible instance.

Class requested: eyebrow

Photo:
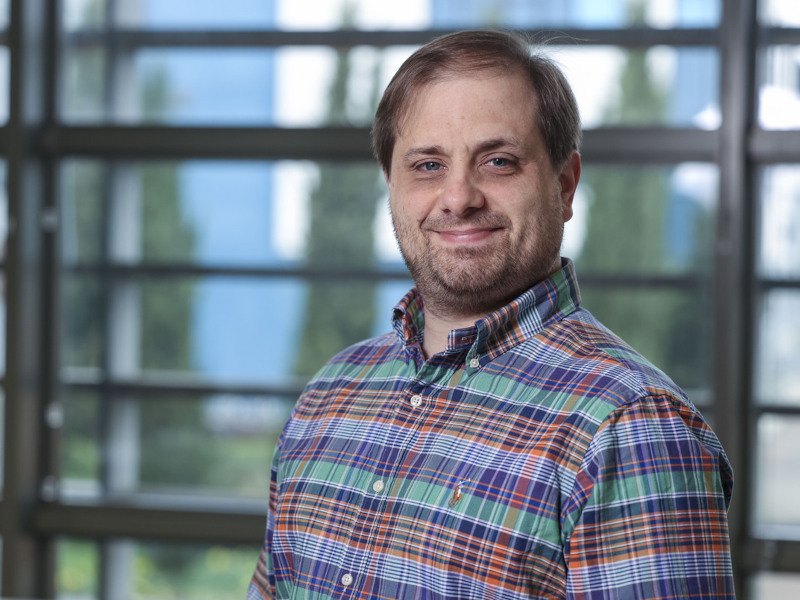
[402,137,525,163]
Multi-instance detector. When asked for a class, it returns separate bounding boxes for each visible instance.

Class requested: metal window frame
[1,0,800,597]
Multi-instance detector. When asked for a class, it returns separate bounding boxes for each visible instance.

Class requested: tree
[293,2,384,378]
[576,0,711,390]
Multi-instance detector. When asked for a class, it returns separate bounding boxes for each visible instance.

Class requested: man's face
[386,70,580,319]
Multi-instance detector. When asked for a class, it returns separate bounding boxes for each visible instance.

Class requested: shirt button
[410,394,422,408]
[372,480,385,493]
[469,358,480,368]
[341,573,353,586]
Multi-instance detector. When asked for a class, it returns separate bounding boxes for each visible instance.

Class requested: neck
[421,305,482,358]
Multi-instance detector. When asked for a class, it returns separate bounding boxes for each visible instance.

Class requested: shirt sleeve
[564,394,735,599]
[248,444,281,600]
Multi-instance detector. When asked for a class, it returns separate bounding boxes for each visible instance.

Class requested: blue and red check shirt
[249,260,734,599]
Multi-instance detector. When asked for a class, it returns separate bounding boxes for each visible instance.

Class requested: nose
[438,169,485,216]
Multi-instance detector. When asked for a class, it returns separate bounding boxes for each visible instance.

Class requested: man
[249,30,734,599]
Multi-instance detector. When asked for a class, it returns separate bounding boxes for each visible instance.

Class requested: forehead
[396,69,539,142]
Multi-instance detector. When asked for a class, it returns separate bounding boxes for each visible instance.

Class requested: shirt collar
[392,259,582,363]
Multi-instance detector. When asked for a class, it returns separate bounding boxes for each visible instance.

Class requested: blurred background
[0,0,798,598]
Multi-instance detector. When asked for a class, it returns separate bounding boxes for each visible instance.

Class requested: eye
[419,161,442,172]
[487,157,512,168]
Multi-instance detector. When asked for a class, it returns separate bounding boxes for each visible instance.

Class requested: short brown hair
[372,30,581,175]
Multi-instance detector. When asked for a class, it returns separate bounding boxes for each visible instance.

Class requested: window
[1,0,797,598]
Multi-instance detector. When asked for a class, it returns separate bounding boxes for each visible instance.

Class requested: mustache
[421,212,511,232]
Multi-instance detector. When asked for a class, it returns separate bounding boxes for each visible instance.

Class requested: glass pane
[60,391,287,499]
[0,0,9,30]
[759,166,800,278]
[0,47,9,124]
[751,573,800,599]
[60,45,403,125]
[60,42,719,128]
[58,274,413,385]
[0,160,6,261]
[57,540,257,600]
[61,160,105,264]
[61,275,103,371]
[99,277,413,383]
[571,164,718,275]
[61,389,100,495]
[756,290,800,406]
[579,286,711,401]
[57,539,99,599]
[760,0,800,26]
[759,46,800,129]
[0,273,5,377]
[62,0,106,31]
[138,394,284,496]
[64,0,719,31]
[557,46,719,129]
[60,160,398,269]
[429,0,719,29]
[754,415,800,527]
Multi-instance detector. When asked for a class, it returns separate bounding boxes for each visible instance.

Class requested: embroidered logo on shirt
[449,480,470,507]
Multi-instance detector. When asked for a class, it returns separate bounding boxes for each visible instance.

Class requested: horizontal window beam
[32,500,265,544]
[756,404,800,417]
[62,262,708,289]
[750,130,800,163]
[64,262,411,281]
[759,26,800,45]
[62,27,720,49]
[745,537,800,572]
[63,371,306,399]
[20,126,720,162]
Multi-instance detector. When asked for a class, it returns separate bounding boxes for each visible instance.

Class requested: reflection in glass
[759,166,800,278]
[57,539,256,600]
[756,291,800,406]
[754,415,800,527]
[759,46,800,130]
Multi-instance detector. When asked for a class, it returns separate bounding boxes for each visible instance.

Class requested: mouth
[433,227,503,244]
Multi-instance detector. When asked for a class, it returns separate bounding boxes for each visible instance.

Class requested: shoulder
[519,306,690,412]
[312,331,402,379]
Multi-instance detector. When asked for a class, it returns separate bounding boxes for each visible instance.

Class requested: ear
[557,151,581,223]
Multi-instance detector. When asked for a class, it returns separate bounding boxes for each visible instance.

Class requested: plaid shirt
[249,260,734,599]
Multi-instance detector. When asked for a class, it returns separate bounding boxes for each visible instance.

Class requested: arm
[564,395,735,599]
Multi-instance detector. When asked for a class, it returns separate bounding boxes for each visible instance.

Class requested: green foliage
[576,0,711,391]
[293,41,384,378]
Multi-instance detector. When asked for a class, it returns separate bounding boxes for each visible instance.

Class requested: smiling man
[249,30,734,599]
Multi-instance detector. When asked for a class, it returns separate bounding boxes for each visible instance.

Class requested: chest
[273,373,591,597]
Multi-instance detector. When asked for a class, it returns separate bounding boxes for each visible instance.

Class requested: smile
[433,228,503,244]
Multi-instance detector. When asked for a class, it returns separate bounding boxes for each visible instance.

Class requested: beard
[391,203,564,319]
